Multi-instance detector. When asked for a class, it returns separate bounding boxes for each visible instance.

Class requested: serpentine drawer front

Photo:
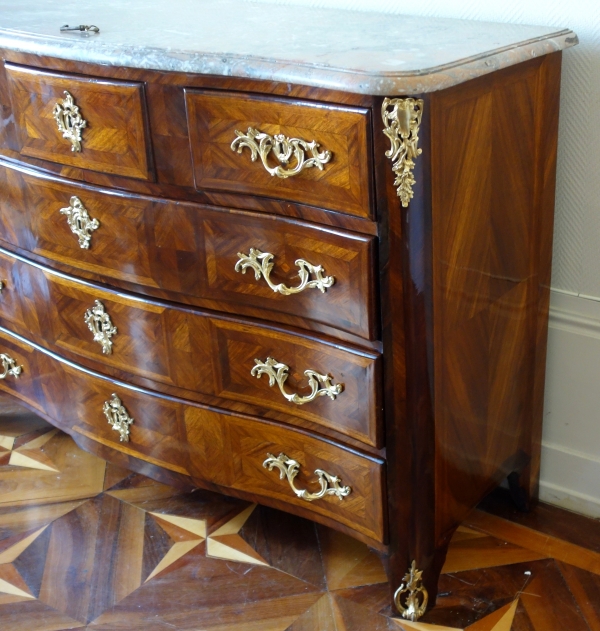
[0,5,576,620]
[0,326,385,544]
[4,63,152,180]
[0,248,381,447]
[0,161,377,340]
[185,90,373,219]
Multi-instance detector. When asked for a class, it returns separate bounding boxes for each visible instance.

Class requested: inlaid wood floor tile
[207,504,269,566]
[236,505,327,589]
[104,473,183,504]
[465,509,600,575]
[318,525,387,590]
[0,429,105,508]
[88,557,323,630]
[442,532,549,574]
[1,408,599,631]
[0,598,84,631]
[0,562,35,599]
[556,562,600,631]
[479,489,600,555]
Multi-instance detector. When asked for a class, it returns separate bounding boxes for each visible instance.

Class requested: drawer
[0,249,381,447]
[0,326,386,544]
[185,90,373,219]
[0,161,377,340]
[4,63,152,180]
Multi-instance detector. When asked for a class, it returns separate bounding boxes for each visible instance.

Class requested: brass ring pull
[53,91,87,152]
[60,196,100,249]
[84,300,117,355]
[251,357,343,405]
[231,127,332,178]
[263,452,351,502]
[0,353,22,380]
[235,248,334,296]
[103,393,134,442]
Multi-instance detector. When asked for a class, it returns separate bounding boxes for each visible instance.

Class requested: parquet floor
[0,398,599,630]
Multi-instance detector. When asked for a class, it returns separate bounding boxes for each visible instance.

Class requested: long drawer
[0,248,381,447]
[0,160,377,341]
[0,325,386,544]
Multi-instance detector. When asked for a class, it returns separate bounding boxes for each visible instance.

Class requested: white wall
[251,0,600,516]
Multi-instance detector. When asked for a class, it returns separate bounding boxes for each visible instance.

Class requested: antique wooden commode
[0,1,577,620]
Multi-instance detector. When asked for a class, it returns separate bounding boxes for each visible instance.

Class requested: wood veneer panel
[430,54,562,542]
[4,63,152,181]
[186,90,373,219]
[0,249,381,447]
[0,326,386,543]
[0,161,377,341]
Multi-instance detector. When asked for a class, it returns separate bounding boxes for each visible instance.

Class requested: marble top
[0,0,578,95]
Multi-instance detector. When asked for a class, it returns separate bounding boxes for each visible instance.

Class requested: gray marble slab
[0,0,577,94]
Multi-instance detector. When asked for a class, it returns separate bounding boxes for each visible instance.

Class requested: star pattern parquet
[0,399,599,630]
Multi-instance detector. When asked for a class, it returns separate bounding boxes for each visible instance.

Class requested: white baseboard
[540,290,600,518]
[539,442,600,518]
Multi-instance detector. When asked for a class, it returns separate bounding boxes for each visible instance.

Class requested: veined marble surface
[0,0,577,94]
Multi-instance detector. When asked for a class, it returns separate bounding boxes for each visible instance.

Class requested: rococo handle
[235,248,335,296]
[263,452,351,502]
[251,357,343,406]
[0,353,22,380]
[53,90,87,152]
[231,127,332,178]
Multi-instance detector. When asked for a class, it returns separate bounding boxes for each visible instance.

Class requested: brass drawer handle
[263,452,351,502]
[251,357,343,405]
[84,300,117,355]
[53,90,87,152]
[0,353,22,380]
[103,393,134,442]
[231,127,332,179]
[235,248,335,296]
[60,196,100,249]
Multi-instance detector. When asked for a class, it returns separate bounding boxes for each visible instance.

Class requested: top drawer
[186,90,373,219]
[4,63,152,180]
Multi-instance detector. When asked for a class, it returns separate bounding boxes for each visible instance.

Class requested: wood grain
[186,90,373,219]
[0,160,378,341]
[4,63,152,181]
[0,325,386,544]
[430,54,563,542]
[0,249,381,447]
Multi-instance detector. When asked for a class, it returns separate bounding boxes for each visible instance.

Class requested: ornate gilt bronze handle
[53,90,87,152]
[103,393,134,442]
[263,452,351,502]
[235,248,335,296]
[84,300,117,355]
[231,127,332,178]
[60,196,100,249]
[251,357,343,405]
[0,353,22,380]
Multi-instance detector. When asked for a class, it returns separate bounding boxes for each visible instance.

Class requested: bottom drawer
[0,326,386,545]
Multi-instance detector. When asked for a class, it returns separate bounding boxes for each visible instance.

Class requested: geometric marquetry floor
[1,398,599,630]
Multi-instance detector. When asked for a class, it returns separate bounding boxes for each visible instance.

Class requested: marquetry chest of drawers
[0,2,577,621]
